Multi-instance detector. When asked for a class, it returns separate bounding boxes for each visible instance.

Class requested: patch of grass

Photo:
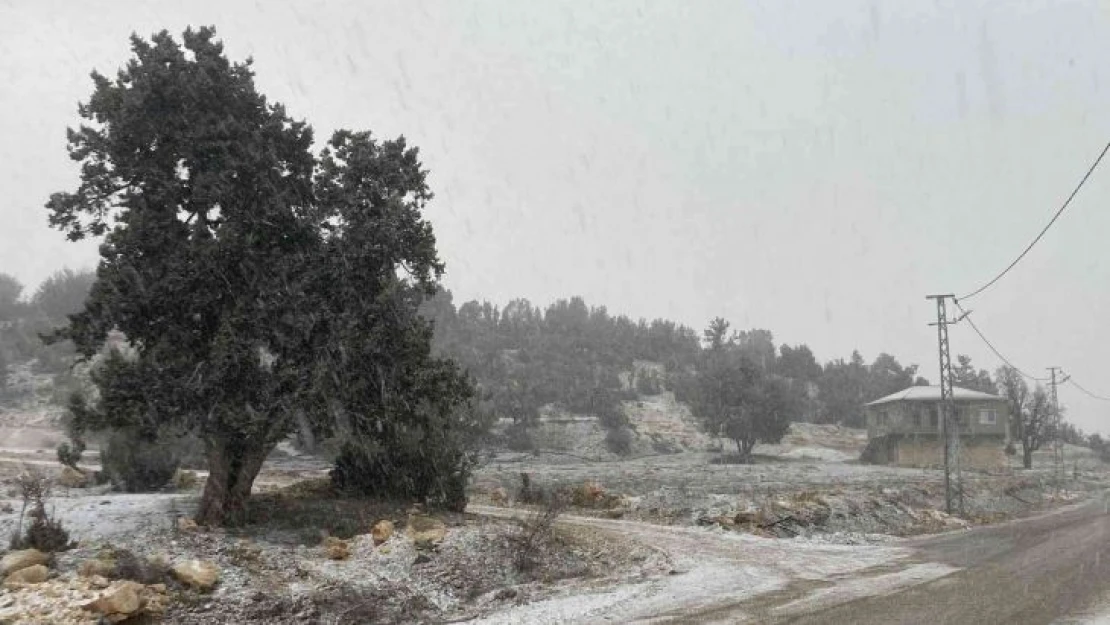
[239,478,411,545]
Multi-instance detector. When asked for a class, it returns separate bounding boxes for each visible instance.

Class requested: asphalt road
[774,494,1110,625]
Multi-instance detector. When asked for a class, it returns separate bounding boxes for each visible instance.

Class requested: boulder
[370,520,395,545]
[85,580,142,620]
[88,575,110,589]
[322,536,350,560]
[176,517,199,532]
[407,515,447,549]
[2,564,49,588]
[490,487,509,505]
[58,466,89,488]
[0,549,49,576]
[172,559,219,591]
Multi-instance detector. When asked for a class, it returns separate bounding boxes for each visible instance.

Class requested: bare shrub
[570,481,606,508]
[172,469,200,491]
[10,470,70,552]
[98,547,170,584]
[516,472,548,504]
[604,426,634,455]
[511,488,570,573]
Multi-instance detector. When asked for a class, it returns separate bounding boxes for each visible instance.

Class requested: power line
[952,300,1047,382]
[960,140,1110,301]
[1066,376,1110,402]
[951,301,1110,402]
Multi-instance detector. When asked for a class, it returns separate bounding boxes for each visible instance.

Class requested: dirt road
[470,495,1110,624]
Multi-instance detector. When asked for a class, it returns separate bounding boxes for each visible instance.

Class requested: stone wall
[863,434,1007,470]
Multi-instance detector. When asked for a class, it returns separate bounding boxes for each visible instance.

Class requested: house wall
[867,434,1007,470]
[866,399,1009,439]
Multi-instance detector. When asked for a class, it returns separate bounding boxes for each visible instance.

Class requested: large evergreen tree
[46,28,476,524]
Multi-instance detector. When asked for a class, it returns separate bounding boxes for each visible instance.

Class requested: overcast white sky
[3,0,1110,433]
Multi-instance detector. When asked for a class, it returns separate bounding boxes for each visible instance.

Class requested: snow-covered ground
[467,505,955,623]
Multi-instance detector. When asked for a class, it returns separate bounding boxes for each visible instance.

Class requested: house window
[877,410,889,426]
[979,409,998,425]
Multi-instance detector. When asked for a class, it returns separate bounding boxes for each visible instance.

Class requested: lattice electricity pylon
[927,294,964,516]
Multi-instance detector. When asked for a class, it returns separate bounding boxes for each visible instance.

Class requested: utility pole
[1048,367,1060,487]
[927,294,965,516]
[1047,367,1066,494]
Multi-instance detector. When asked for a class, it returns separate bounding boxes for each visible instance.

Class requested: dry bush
[9,470,70,552]
[97,547,170,584]
[172,469,200,490]
[516,472,548,505]
[511,488,570,573]
[570,481,606,508]
[603,426,634,455]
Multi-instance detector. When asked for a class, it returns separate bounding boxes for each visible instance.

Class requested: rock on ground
[371,519,395,545]
[3,563,50,588]
[172,559,219,591]
[1,548,50,576]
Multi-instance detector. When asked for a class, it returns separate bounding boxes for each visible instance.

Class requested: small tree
[688,321,798,461]
[996,366,1051,469]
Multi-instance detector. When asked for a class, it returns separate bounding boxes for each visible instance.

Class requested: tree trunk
[1022,443,1033,469]
[734,438,755,463]
[195,435,274,526]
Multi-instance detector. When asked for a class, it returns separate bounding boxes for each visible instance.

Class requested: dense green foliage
[99,427,182,493]
[677,319,800,459]
[420,291,955,441]
[420,291,700,453]
[0,269,95,396]
[46,28,479,524]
